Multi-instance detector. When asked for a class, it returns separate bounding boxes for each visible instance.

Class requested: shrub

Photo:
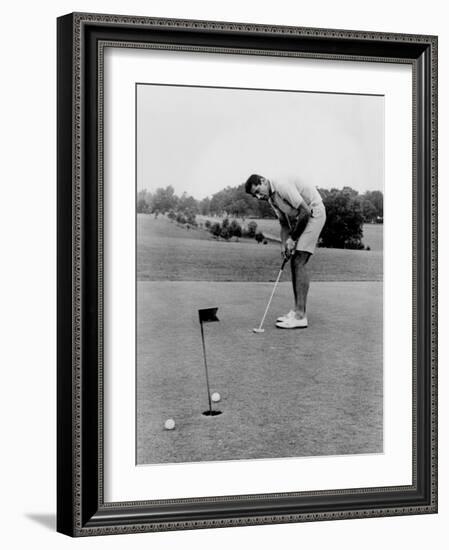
[246,220,258,238]
[176,212,186,224]
[210,222,221,237]
[344,238,365,250]
[204,220,211,229]
[229,219,243,238]
[185,211,197,227]
[220,226,231,240]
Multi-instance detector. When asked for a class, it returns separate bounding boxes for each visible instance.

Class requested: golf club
[253,255,290,333]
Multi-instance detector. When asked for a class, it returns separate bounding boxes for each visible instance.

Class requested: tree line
[137,184,383,249]
[137,184,281,219]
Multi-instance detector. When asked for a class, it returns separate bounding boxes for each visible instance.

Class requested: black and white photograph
[1,0,444,545]
[136,83,384,465]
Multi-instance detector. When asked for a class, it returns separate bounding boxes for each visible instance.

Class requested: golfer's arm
[280,224,290,246]
[279,216,290,245]
[290,203,311,241]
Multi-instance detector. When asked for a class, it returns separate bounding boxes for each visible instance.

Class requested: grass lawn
[361,223,383,251]
[138,215,382,282]
[137,281,383,464]
[136,213,383,465]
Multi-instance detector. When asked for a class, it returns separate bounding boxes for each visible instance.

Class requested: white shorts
[295,203,326,255]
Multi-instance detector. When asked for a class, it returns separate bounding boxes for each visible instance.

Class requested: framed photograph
[57,12,438,536]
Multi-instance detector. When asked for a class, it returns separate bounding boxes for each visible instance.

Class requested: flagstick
[200,321,213,413]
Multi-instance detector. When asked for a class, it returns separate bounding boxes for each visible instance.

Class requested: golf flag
[198,307,219,324]
[198,307,219,415]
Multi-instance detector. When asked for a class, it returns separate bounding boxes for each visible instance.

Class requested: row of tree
[138,184,383,223]
[137,184,383,249]
[138,184,282,219]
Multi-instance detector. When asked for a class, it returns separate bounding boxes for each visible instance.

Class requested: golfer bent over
[245,174,326,329]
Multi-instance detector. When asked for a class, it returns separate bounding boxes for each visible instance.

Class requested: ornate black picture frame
[57,12,437,536]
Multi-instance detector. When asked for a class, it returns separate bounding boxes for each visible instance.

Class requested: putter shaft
[255,267,284,331]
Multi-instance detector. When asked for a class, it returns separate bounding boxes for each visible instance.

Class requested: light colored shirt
[267,177,323,223]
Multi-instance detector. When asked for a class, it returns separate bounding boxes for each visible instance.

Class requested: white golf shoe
[276,310,296,323]
[275,316,308,329]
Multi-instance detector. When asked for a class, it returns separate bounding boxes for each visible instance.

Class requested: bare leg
[290,251,311,319]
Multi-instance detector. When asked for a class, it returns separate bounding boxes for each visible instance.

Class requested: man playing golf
[245,174,326,329]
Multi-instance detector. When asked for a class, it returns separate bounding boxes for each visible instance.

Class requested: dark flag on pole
[198,307,219,324]
[198,307,220,415]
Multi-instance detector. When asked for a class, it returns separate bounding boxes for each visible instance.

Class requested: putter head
[253,328,265,333]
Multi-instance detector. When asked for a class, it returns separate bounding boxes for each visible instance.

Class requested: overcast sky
[137,84,384,200]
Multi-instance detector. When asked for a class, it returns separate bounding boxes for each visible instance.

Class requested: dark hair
[244,174,263,195]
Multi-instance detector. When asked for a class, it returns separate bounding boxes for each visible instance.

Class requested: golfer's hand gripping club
[285,236,297,257]
[281,237,297,267]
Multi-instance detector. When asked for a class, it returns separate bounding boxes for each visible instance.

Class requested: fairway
[137,280,383,464]
[362,223,383,251]
[138,215,382,282]
[197,215,384,251]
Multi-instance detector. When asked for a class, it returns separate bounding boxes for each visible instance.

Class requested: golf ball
[164,418,175,430]
[211,392,221,403]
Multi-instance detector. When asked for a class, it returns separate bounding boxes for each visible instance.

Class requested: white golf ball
[211,392,221,403]
[164,418,175,430]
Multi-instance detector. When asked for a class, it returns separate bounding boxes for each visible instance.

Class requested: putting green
[137,280,382,465]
